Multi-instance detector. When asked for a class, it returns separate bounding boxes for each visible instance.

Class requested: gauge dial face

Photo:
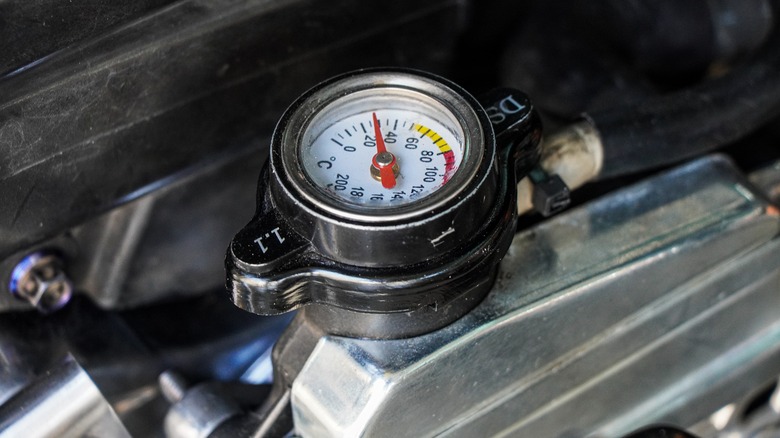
[299,89,467,209]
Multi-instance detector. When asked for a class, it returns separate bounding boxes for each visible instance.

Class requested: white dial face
[300,89,466,209]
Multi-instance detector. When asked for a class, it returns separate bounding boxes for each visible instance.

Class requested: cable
[590,1,780,178]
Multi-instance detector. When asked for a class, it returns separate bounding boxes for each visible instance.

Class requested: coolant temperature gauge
[301,94,465,207]
[279,72,485,222]
[227,69,542,338]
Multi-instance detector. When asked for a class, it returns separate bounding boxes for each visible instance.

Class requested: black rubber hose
[589,1,780,179]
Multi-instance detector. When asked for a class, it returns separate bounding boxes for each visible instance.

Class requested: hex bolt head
[9,252,73,313]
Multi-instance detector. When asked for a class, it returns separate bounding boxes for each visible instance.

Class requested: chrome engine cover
[290,156,780,437]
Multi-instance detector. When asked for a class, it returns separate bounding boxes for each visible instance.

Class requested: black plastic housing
[226,69,541,338]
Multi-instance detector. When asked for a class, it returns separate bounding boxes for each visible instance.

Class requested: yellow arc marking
[412,123,452,153]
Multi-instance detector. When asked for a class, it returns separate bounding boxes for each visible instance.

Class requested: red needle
[372,112,397,189]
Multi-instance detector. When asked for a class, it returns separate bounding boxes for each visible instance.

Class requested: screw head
[370,152,400,182]
[9,252,73,313]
